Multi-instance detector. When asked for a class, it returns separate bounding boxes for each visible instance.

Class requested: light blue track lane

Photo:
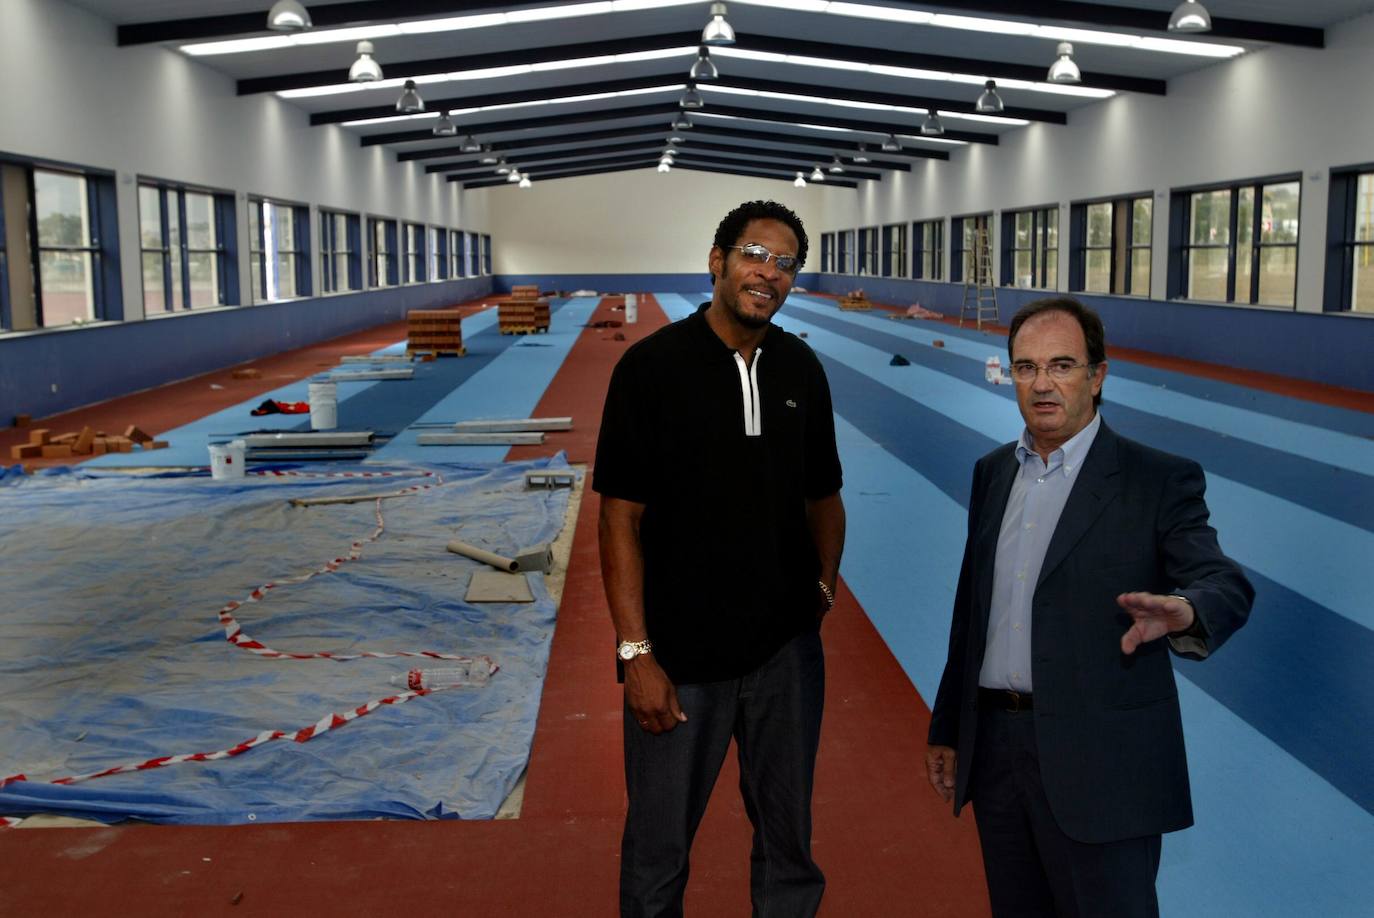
[787,295,1374,476]
[370,297,600,464]
[767,307,1374,633]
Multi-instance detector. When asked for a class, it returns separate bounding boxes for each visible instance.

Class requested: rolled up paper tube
[446,539,519,572]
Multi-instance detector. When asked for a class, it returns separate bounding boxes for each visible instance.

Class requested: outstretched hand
[1116,592,1194,655]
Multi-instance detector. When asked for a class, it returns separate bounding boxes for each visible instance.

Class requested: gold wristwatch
[617,639,653,661]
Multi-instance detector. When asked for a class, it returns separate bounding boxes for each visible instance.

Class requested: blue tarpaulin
[0,455,573,824]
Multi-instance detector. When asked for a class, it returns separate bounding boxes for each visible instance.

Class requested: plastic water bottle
[389,663,491,691]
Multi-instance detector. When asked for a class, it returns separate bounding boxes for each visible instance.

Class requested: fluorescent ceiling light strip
[733,1,1243,57]
[340,85,679,126]
[695,111,968,145]
[184,0,699,55]
[279,48,695,100]
[700,84,1029,125]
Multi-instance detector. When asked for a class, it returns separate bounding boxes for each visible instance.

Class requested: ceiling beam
[119,0,1323,50]
[671,160,859,189]
[462,161,665,190]
[691,103,999,145]
[446,152,663,181]
[360,103,677,146]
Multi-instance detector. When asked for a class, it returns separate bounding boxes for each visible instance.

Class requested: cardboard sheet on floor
[466,570,535,603]
[0,454,572,825]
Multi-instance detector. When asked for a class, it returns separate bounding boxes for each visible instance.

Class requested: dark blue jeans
[620,629,826,918]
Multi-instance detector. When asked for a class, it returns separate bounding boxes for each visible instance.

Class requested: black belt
[978,687,1033,712]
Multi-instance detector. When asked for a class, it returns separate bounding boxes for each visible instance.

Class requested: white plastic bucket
[984,355,1003,384]
[624,293,638,324]
[308,380,338,431]
[208,439,246,480]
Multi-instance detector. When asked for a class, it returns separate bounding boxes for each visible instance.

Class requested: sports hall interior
[1,1,1372,915]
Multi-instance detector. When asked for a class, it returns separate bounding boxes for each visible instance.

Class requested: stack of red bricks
[406,309,466,357]
[498,286,551,334]
[10,425,168,460]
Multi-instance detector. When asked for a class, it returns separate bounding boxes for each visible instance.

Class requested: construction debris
[417,432,544,446]
[447,539,553,574]
[10,425,167,460]
[452,417,572,433]
[465,570,535,603]
[525,469,577,489]
[288,491,414,507]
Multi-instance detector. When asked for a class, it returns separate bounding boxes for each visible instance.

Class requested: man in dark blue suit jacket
[926,297,1253,917]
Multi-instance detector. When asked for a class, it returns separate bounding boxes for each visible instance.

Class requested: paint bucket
[208,439,246,480]
[309,380,338,431]
[984,355,1003,384]
[624,293,638,324]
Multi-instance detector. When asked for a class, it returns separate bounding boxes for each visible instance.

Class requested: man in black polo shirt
[595,199,846,917]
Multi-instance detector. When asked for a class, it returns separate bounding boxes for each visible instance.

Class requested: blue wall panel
[0,278,492,427]
[814,275,1374,393]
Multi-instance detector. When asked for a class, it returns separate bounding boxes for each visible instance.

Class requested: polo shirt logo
[786,399,797,408]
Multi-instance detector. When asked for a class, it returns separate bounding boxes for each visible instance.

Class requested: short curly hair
[712,200,808,270]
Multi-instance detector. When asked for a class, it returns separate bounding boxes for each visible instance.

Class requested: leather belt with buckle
[978,687,1034,712]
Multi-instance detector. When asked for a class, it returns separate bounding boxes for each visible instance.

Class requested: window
[482,234,492,275]
[35,169,101,326]
[249,197,308,303]
[820,233,834,273]
[914,219,944,280]
[837,230,855,274]
[368,217,396,288]
[0,162,121,331]
[139,183,232,313]
[1003,205,1058,289]
[1323,168,1374,313]
[468,231,480,277]
[404,223,424,283]
[951,214,991,283]
[319,210,360,294]
[1172,177,1300,307]
[428,226,444,281]
[857,226,878,275]
[881,223,907,278]
[456,228,472,277]
[1071,195,1151,297]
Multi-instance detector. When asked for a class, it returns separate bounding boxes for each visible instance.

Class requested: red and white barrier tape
[0,664,495,800]
[218,468,469,661]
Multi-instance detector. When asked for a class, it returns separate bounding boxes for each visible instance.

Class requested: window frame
[428,226,445,281]
[449,229,465,278]
[1169,173,1302,308]
[482,234,492,275]
[367,216,397,288]
[468,231,480,277]
[1002,204,1059,290]
[248,195,310,304]
[881,223,908,278]
[1068,192,1152,298]
[139,180,235,313]
[1323,163,1374,313]
[319,208,361,295]
[820,232,834,273]
[403,222,425,284]
[914,219,944,281]
[950,213,991,284]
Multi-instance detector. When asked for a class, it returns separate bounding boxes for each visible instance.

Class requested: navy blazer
[928,421,1254,844]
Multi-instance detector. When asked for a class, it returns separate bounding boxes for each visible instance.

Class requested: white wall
[0,0,489,320]
[486,168,823,275]
[815,11,1374,313]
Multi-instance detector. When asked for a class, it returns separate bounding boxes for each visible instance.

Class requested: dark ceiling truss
[427,141,884,182]
[419,132,915,174]
[118,0,1324,50]
[309,71,1066,133]
[355,100,976,153]
[670,158,859,188]
[397,121,935,165]
[246,31,1164,100]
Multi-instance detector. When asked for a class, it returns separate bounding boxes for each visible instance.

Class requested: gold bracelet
[817,580,835,610]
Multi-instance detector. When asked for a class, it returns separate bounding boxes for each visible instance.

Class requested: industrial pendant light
[495,158,512,175]
[349,41,383,82]
[658,161,672,173]
[672,114,694,131]
[460,135,482,153]
[794,172,807,188]
[680,83,705,109]
[852,143,870,163]
[690,47,719,81]
[432,111,457,136]
[396,79,425,113]
[518,174,532,189]
[1047,42,1081,84]
[479,146,499,165]
[808,166,824,182]
[701,3,736,46]
[266,0,311,31]
[976,80,1004,113]
[828,155,846,174]
[507,169,522,183]
[881,133,900,152]
[920,110,944,136]
[1168,0,1212,32]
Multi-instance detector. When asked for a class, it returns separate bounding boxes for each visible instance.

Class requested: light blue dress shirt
[979,412,1103,692]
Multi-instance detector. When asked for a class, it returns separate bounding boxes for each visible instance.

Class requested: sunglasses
[728,243,801,275]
